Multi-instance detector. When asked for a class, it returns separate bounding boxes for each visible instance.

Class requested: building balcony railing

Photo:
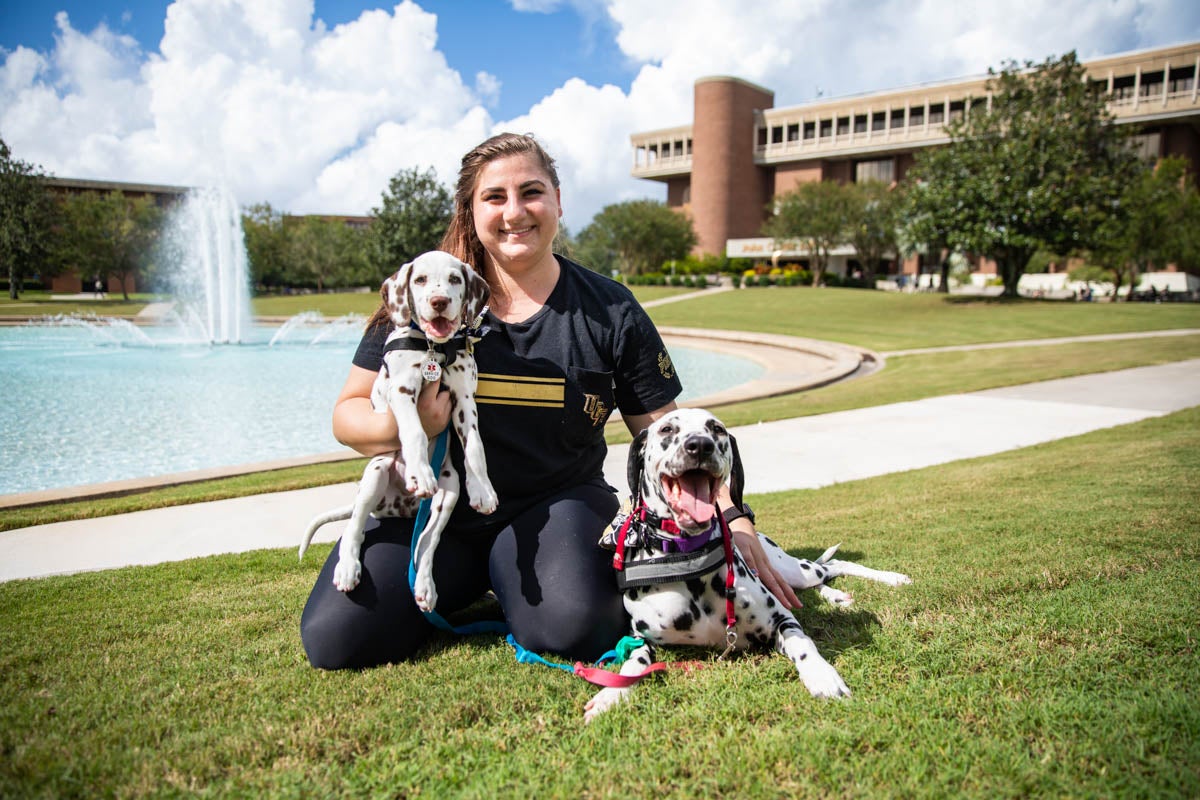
[631,42,1200,180]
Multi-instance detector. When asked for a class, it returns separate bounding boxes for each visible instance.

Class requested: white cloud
[1,0,494,217]
[0,0,1195,232]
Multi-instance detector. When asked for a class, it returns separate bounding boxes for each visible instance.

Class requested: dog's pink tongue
[424,317,456,339]
[676,473,716,524]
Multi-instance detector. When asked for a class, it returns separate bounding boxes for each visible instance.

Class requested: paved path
[2,357,1197,583]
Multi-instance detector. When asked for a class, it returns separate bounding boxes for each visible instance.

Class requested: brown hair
[440,132,561,271]
[366,133,560,330]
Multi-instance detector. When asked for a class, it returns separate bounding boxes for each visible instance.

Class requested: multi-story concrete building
[630,41,1200,276]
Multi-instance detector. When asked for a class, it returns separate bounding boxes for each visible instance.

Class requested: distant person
[93,276,104,299]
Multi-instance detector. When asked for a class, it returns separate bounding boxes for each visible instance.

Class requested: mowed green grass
[1,407,1196,798]
[647,286,1200,352]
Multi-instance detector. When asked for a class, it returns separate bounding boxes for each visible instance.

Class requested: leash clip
[718,627,738,661]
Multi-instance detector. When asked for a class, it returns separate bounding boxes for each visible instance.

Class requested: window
[1139,70,1164,97]
[949,100,965,123]
[804,121,816,140]
[1168,65,1196,94]
[855,158,895,184]
[890,109,905,129]
[909,106,925,126]
[872,112,886,131]
[928,103,944,124]
[771,126,784,144]
[757,127,768,147]
[854,114,868,134]
[836,116,850,136]
[787,123,800,142]
[819,119,832,138]
[1130,132,1162,161]
[1112,75,1136,101]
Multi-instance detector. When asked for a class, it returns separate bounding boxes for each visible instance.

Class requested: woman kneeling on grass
[300,132,798,669]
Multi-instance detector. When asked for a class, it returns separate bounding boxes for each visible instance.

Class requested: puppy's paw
[332,558,361,593]
[412,570,438,613]
[879,570,912,586]
[405,463,437,498]
[584,687,630,723]
[819,585,854,606]
[468,479,498,515]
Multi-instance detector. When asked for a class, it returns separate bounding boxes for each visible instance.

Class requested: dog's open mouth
[662,469,720,529]
[421,316,458,341]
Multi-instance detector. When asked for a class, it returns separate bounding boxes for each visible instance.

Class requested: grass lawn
[1,407,1196,798]
[647,287,1200,352]
[0,285,700,321]
[0,291,155,318]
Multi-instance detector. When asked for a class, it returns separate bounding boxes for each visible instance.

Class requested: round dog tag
[421,357,442,382]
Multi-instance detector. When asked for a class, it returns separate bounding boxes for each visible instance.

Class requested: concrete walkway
[2,356,1197,584]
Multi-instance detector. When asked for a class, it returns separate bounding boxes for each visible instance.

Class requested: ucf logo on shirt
[583,393,609,426]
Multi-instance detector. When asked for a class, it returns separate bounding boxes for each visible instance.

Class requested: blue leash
[408,427,508,636]
[406,429,640,678]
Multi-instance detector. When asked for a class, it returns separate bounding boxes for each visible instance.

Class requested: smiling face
[470,152,562,275]
[633,409,736,534]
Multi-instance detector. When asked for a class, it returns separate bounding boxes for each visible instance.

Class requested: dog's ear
[461,262,490,323]
[728,433,745,513]
[382,260,414,327]
[627,428,650,503]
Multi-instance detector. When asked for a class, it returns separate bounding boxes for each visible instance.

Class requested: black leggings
[299,481,627,669]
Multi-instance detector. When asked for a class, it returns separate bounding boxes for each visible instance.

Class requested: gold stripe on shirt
[476,375,565,407]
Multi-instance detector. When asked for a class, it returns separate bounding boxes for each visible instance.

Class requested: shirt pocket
[563,367,616,447]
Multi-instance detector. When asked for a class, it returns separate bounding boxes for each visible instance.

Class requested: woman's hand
[729,522,802,610]
[418,379,452,439]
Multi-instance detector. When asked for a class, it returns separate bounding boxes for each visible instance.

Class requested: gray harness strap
[614,537,726,590]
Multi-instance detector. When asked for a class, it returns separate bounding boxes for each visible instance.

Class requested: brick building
[630,41,1200,277]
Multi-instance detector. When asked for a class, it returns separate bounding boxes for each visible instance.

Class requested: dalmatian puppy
[584,408,910,722]
[300,251,497,609]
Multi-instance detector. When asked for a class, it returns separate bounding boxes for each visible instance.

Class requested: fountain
[157,186,252,344]
[1,190,763,496]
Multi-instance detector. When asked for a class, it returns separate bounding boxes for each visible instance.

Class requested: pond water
[0,316,763,496]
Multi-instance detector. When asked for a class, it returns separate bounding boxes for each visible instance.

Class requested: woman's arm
[716,483,802,610]
[331,365,452,457]
[621,401,678,438]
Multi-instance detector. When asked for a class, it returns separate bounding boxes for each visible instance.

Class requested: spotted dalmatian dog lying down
[299,251,496,608]
[585,408,910,722]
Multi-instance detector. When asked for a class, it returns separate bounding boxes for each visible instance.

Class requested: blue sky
[2,1,1198,228]
[0,1,638,122]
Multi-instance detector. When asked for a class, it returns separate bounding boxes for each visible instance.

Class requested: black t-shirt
[353,255,683,531]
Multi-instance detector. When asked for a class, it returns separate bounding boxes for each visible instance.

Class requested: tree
[900,174,968,294]
[286,216,368,291]
[242,203,289,290]
[575,199,697,276]
[368,166,453,278]
[1089,156,1200,300]
[0,139,56,299]
[844,181,902,287]
[763,180,855,285]
[904,52,1140,297]
[56,190,163,300]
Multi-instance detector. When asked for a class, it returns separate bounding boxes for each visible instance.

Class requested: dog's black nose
[683,435,714,458]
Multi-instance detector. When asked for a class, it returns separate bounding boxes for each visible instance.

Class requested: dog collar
[644,510,719,554]
[385,328,472,368]
[385,307,489,368]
